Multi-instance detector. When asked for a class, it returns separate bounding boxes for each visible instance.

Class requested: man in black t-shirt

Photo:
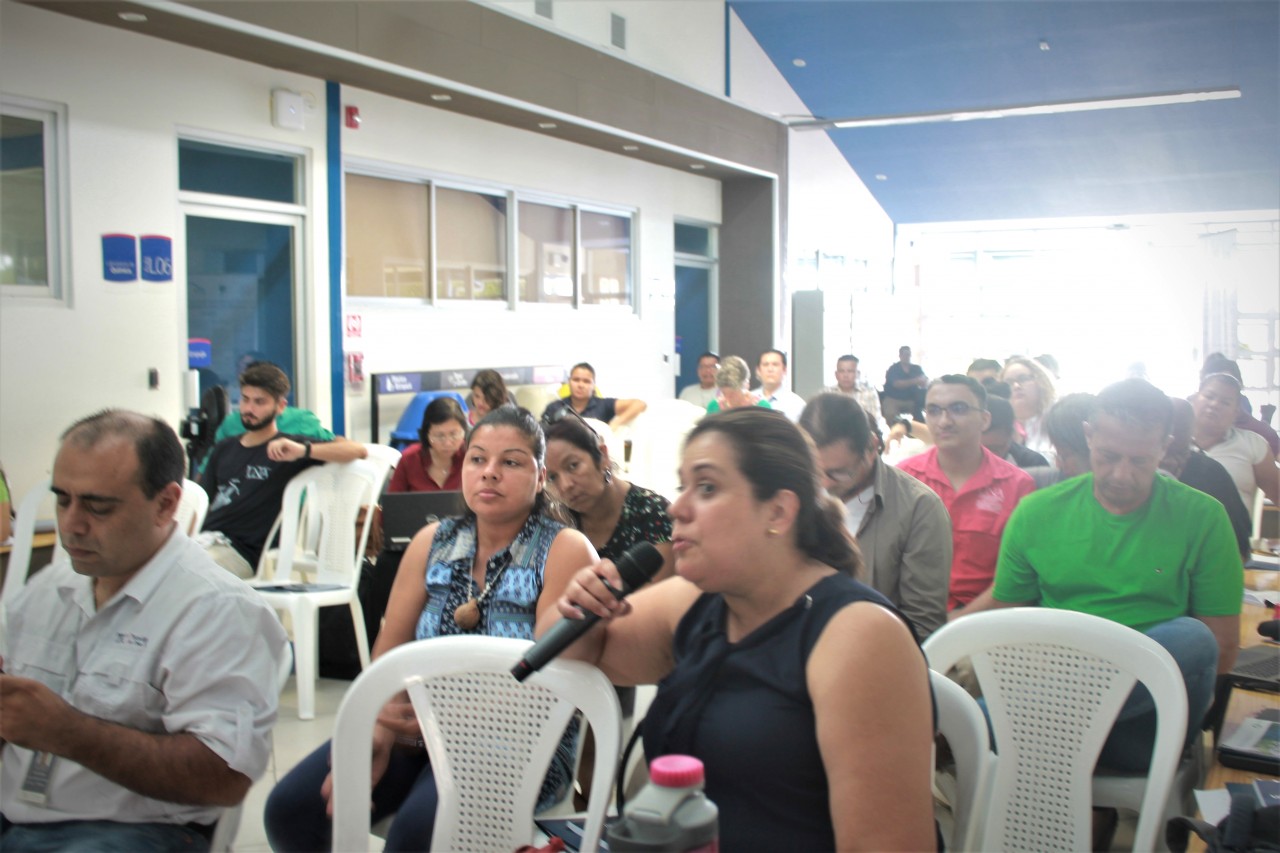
[199,362,367,578]
[883,346,927,421]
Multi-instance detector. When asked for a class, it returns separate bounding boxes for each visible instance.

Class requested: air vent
[611,13,626,49]
[535,0,552,20]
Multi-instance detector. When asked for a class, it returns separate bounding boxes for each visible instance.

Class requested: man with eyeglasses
[897,375,1035,612]
[800,394,952,638]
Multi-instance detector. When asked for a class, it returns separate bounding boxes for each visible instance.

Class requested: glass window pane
[437,187,507,301]
[0,114,48,286]
[346,174,429,299]
[518,201,573,304]
[581,211,631,306]
[179,139,297,203]
[674,222,711,257]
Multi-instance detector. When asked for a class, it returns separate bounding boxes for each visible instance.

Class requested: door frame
[178,200,309,410]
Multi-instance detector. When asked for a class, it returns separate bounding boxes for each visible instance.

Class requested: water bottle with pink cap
[606,754,719,852]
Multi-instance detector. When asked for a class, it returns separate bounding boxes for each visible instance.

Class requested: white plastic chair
[620,400,705,502]
[256,446,397,582]
[362,443,403,483]
[175,478,209,537]
[923,608,1188,853]
[930,670,995,852]
[250,460,384,720]
[2,478,57,605]
[331,635,622,853]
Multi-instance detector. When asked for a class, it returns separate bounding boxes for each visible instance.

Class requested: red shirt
[388,443,464,493]
[897,447,1035,610]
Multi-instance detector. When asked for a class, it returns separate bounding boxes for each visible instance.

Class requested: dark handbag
[1167,792,1280,853]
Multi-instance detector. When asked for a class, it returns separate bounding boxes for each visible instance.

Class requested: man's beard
[242,411,277,432]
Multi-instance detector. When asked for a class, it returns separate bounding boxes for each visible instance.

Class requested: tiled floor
[233,678,353,852]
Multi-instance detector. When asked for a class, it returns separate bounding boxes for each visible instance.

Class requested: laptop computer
[1227,643,1280,694]
[380,491,463,551]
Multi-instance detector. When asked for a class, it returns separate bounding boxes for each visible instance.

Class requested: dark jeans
[0,818,210,852]
[264,741,436,853]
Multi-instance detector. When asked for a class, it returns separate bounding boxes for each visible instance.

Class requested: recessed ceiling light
[1039,39,1051,52]
[538,121,557,130]
[792,58,807,67]
[430,93,452,102]
[118,11,147,22]
[690,164,705,170]
[622,144,640,152]
[875,174,888,181]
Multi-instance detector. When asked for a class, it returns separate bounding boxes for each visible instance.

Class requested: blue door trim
[326,80,345,435]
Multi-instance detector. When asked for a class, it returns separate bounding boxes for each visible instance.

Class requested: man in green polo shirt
[960,378,1242,771]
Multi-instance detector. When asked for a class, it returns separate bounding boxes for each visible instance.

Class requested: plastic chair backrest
[621,399,704,502]
[389,391,469,448]
[266,460,382,584]
[923,607,1187,853]
[331,635,621,853]
[3,478,54,604]
[930,670,995,852]
[175,478,209,537]
[362,443,403,488]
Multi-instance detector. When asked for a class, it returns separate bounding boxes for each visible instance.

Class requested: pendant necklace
[453,553,512,630]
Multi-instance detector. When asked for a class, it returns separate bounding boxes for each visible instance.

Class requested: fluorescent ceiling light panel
[791,88,1241,130]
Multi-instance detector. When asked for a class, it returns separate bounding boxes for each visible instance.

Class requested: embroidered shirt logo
[974,485,1006,514]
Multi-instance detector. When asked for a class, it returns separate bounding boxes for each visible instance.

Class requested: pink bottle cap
[649,754,705,788]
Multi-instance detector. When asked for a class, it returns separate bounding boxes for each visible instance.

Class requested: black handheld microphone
[511,541,664,682]
[1259,619,1280,642]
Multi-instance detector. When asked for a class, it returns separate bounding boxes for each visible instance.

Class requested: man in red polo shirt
[897,374,1034,611]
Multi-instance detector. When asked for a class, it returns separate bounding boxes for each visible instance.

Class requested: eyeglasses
[925,402,980,419]
[823,467,862,486]
[428,430,466,444]
[1005,373,1035,387]
[544,404,600,439]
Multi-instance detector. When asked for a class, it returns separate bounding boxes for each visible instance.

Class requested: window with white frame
[1,95,68,299]
[344,165,634,310]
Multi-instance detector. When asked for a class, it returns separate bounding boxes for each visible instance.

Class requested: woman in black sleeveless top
[557,408,936,851]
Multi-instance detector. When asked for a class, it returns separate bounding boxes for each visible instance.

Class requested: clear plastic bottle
[606,754,719,852]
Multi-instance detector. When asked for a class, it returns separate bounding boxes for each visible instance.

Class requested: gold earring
[766,528,780,537]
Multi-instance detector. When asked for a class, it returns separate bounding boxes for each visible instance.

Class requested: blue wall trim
[326,80,346,435]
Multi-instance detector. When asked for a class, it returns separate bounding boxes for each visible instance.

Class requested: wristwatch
[303,440,312,459]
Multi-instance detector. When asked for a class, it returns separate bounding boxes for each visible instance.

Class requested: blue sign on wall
[140,235,173,282]
[188,338,212,368]
[102,234,137,282]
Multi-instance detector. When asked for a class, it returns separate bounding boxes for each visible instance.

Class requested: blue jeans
[264,741,437,853]
[1096,616,1219,772]
[0,818,210,852]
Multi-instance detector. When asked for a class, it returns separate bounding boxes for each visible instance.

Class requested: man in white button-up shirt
[0,410,287,851]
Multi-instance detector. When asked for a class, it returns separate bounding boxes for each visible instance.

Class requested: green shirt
[214,407,335,444]
[993,473,1242,632]
[705,398,772,414]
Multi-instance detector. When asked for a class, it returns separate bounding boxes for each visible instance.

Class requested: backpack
[1167,791,1280,853]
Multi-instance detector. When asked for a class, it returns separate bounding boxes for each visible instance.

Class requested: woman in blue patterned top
[265,407,596,852]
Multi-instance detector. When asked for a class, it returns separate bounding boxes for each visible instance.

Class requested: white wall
[0,1,721,501]
[338,85,720,442]
[0,1,330,500]
[488,0,727,96]
[726,10,899,371]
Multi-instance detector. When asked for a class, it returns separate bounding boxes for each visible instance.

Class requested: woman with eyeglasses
[389,397,469,493]
[265,407,596,852]
[999,356,1058,464]
[1192,372,1279,512]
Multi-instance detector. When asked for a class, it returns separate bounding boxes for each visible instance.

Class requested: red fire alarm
[345,106,361,129]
